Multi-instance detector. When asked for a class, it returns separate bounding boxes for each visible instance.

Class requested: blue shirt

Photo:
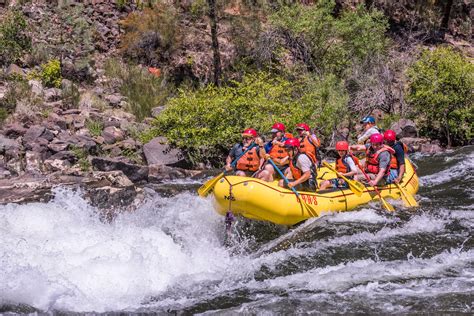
[264,137,288,153]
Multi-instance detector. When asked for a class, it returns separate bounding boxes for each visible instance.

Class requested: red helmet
[242,128,258,138]
[271,122,286,133]
[383,130,396,142]
[296,123,310,131]
[284,137,300,148]
[335,141,349,151]
[370,133,384,144]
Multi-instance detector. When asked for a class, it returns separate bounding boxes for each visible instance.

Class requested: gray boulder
[91,156,148,183]
[143,137,183,166]
[390,119,418,138]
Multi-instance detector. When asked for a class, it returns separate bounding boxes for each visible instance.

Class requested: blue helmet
[360,116,375,124]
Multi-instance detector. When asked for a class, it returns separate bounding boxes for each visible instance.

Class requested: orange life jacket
[336,154,359,178]
[365,145,395,175]
[389,141,408,170]
[299,135,319,164]
[236,146,260,171]
[289,153,316,181]
[269,141,288,161]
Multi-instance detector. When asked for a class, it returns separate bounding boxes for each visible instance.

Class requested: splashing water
[1,147,473,313]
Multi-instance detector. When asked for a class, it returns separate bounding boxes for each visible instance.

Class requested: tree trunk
[440,0,454,39]
[207,0,221,86]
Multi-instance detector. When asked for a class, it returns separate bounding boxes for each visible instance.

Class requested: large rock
[23,125,45,144]
[3,123,27,138]
[101,126,124,144]
[6,64,24,78]
[91,156,148,183]
[143,137,183,166]
[148,164,202,183]
[0,135,20,153]
[44,88,62,102]
[390,119,418,138]
[28,80,44,96]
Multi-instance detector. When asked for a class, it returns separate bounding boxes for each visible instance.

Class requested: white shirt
[357,126,380,144]
[296,154,312,173]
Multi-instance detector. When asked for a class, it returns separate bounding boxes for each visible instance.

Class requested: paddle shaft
[354,158,386,200]
[267,159,300,197]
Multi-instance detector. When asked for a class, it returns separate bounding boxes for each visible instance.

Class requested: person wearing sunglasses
[225,128,265,177]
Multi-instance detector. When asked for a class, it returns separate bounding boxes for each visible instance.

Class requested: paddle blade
[347,181,363,196]
[198,172,224,197]
[380,197,395,212]
[396,183,419,207]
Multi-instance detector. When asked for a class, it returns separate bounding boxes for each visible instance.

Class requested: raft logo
[300,194,318,205]
[224,195,236,201]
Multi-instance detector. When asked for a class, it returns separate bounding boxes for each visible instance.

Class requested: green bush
[105,59,171,121]
[407,46,474,146]
[40,59,62,88]
[269,1,388,76]
[0,10,31,66]
[150,71,347,165]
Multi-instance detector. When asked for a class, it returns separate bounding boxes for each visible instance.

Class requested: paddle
[322,161,364,196]
[198,143,258,197]
[267,159,317,217]
[394,182,419,207]
[353,158,395,212]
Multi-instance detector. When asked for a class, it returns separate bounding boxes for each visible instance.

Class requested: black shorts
[283,178,316,192]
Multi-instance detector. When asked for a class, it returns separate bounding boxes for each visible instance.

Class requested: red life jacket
[365,145,395,175]
[336,154,359,178]
[299,135,319,164]
[389,141,408,169]
[289,153,316,181]
[236,146,260,171]
[269,142,288,161]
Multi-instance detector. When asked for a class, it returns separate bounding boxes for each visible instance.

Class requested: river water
[1,146,473,314]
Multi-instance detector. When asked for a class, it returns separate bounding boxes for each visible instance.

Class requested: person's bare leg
[257,164,275,182]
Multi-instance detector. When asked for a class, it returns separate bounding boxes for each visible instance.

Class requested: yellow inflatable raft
[211,158,419,226]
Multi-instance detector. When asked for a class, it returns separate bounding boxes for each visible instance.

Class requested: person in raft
[295,123,321,166]
[278,138,317,191]
[350,133,395,186]
[257,122,290,182]
[225,128,265,177]
[357,116,381,144]
[319,141,359,190]
[384,129,408,184]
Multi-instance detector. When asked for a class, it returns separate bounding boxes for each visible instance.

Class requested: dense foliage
[269,1,388,76]
[407,46,474,146]
[0,10,31,66]
[151,72,347,164]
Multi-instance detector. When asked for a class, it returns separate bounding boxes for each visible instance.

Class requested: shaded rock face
[143,137,184,166]
[400,137,444,153]
[0,171,143,212]
[390,119,418,138]
[91,156,148,183]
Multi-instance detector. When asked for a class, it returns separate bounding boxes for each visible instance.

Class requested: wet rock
[91,156,148,183]
[420,142,444,154]
[143,137,183,166]
[2,123,27,138]
[391,119,418,138]
[101,126,124,144]
[148,164,202,183]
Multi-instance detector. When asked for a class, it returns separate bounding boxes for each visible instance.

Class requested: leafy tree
[0,10,31,66]
[268,1,388,77]
[407,46,473,146]
[150,71,347,165]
